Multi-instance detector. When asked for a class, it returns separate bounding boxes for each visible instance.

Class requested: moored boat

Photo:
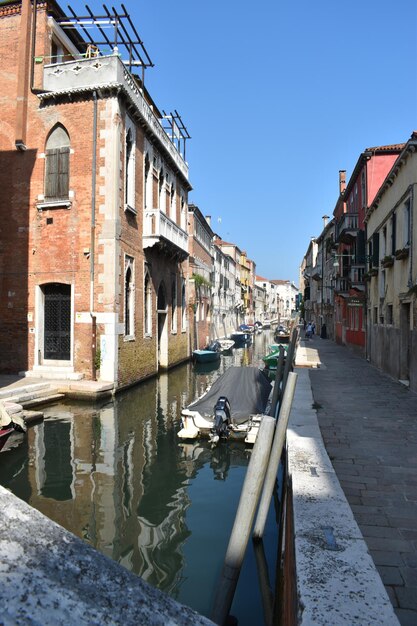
[216,339,235,351]
[193,341,221,363]
[230,331,252,347]
[177,366,272,445]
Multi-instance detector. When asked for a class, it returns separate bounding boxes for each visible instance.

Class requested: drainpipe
[91,91,98,380]
[409,184,414,288]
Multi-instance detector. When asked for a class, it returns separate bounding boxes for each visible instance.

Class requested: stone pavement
[304,335,417,626]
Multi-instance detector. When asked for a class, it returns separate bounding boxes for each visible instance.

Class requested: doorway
[400,302,410,382]
[157,283,168,369]
[43,283,71,361]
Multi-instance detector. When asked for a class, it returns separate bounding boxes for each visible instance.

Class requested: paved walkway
[304,335,417,626]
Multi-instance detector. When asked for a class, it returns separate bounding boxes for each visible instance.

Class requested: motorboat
[192,340,221,364]
[274,325,290,343]
[230,330,252,347]
[177,366,272,445]
[216,339,235,351]
[262,344,289,371]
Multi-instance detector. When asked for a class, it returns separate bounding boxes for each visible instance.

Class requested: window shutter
[372,232,379,266]
[45,148,59,198]
[58,147,70,198]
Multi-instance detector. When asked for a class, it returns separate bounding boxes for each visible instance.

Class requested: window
[171,276,177,332]
[181,279,186,331]
[144,154,150,209]
[403,199,411,247]
[144,267,152,336]
[391,212,396,255]
[373,307,378,325]
[125,118,136,213]
[124,256,134,338]
[386,304,393,325]
[45,125,70,200]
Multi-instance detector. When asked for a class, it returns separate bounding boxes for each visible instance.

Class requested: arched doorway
[157,282,168,369]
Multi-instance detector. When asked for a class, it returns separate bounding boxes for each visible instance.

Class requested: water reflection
[0,331,279,622]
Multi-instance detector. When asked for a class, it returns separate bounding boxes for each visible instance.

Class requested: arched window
[171,275,177,332]
[125,118,136,212]
[125,256,134,337]
[144,267,152,336]
[159,169,165,212]
[45,125,70,200]
[144,154,150,209]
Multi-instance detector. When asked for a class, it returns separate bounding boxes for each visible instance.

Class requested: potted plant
[369,267,379,277]
[381,255,394,268]
[395,247,410,260]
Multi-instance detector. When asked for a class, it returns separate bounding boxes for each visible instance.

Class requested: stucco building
[365,132,417,391]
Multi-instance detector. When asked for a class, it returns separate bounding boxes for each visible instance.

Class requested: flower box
[395,247,409,260]
[381,255,394,268]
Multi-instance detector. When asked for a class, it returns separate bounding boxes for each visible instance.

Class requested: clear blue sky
[69,0,417,285]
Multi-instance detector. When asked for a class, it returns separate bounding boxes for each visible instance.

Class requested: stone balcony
[143,209,188,260]
[42,54,189,180]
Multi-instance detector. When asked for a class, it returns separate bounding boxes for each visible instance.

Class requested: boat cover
[186,366,272,425]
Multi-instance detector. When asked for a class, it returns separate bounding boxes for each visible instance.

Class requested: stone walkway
[306,335,417,626]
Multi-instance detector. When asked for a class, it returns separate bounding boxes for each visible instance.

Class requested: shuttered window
[44,125,70,201]
[45,147,70,199]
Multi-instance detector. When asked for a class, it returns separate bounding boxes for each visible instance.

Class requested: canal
[0,330,281,625]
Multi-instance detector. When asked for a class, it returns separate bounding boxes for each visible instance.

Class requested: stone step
[0,382,51,400]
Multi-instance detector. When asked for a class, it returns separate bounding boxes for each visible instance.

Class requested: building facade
[0,0,191,387]
[365,133,417,391]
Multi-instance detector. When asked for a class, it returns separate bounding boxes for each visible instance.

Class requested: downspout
[91,91,98,380]
[409,184,414,288]
[30,0,37,93]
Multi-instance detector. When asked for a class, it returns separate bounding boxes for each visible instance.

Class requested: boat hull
[192,350,221,363]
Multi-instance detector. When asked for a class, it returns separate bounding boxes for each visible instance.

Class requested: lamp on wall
[333,254,355,269]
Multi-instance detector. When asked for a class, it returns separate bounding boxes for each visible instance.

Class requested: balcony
[334,277,350,296]
[42,54,189,180]
[335,213,359,244]
[143,210,188,260]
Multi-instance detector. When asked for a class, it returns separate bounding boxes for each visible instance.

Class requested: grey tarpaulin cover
[187,366,272,425]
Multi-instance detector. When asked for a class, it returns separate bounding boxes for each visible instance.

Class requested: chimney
[205,215,211,226]
[322,214,329,227]
[339,170,346,194]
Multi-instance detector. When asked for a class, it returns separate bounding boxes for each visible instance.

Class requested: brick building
[0,0,192,387]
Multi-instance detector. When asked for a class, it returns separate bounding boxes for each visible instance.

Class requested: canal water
[0,330,281,625]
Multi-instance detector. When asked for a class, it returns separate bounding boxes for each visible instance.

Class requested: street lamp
[333,254,355,269]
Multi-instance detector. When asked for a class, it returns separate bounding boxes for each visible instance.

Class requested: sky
[68,0,417,284]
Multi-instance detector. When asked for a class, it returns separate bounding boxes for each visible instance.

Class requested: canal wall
[0,485,215,626]
[287,367,399,625]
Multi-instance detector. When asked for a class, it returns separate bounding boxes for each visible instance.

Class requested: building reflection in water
[1,332,277,617]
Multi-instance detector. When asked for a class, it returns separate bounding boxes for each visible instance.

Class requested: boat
[230,330,252,347]
[238,323,254,334]
[262,320,272,329]
[177,366,272,445]
[262,344,289,370]
[192,341,221,364]
[274,325,290,343]
[0,400,27,452]
[216,338,235,351]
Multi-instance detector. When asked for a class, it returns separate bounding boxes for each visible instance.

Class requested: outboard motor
[210,396,231,445]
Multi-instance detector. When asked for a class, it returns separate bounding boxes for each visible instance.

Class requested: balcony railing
[335,213,359,243]
[334,277,350,294]
[42,54,189,179]
[143,209,188,258]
